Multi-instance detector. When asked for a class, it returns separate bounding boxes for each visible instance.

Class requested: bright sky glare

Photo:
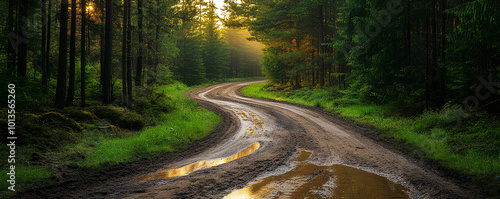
[212,0,226,17]
[211,0,226,26]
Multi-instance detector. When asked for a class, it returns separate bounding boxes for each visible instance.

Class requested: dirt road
[19,81,470,198]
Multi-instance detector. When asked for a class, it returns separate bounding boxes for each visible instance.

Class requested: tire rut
[16,81,471,199]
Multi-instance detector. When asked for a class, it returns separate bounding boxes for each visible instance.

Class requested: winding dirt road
[19,81,470,198]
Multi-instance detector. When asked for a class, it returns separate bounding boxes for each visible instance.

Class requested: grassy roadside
[82,83,221,166]
[81,77,264,166]
[242,82,500,195]
[0,78,263,196]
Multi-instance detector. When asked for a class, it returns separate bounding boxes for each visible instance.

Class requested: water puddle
[225,148,408,199]
[248,127,255,136]
[137,142,261,181]
[235,108,265,136]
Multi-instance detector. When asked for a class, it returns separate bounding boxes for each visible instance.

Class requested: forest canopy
[225,0,499,111]
[0,0,264,108]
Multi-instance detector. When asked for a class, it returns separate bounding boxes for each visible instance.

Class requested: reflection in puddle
[239,111,248,119]
[138,142,260,181]
[236,108,265,136]
[225,148,408,199]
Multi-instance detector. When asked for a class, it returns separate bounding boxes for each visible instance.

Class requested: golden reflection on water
[225,148,409,199]
[137,142,260,181]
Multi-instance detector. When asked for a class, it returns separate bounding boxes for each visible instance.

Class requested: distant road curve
[17,80,470,199]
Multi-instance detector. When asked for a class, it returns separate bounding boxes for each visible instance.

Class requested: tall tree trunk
[41,0,47,89]
[136,0,143,86]
[103,0,113,104]
[318,5,324,88]
[342,63,347,90]
[431,1,437,106]
[99,0,105,87]
[55,0,69,109]
[127,0,133,105]
[46,0,52,83]
[81,0,87,107]
[440,0,446,104]
[122,0,128,106]
[67,0,77,105]
[425,9,430,109]
[6,0,16,73]
[100,25,105,86]
[295,38,301,89]
[406,0,411,65]
[155,23,160,79]
[311,45,315,87]
[17,0,28,84]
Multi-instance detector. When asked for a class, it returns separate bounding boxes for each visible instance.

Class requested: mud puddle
[225,148,409,199]
[137,142,260,181]
[235,108,265,137]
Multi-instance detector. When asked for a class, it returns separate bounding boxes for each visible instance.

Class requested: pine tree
[122,0,129,106]
[202,0,229,80]
[67,0,77,104]
[55,0,69,109]
[102,0,113,104]
[81,0,87,107]
[136,0,144,86]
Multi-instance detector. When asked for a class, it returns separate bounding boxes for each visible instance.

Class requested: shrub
[414,106,468,133]
[91,106,145,130]
[7,112,82,149]
[65,109,95,122]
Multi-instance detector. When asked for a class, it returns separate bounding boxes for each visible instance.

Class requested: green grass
[0,165,54,195]
[242,82,500,177]
[0,145,55,197]
[83,83,221,166]
[0,81,222,195]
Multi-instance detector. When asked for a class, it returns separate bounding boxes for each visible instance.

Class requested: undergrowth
[83,83,220,166]
[242,82,500,185]
[0,81,224,196]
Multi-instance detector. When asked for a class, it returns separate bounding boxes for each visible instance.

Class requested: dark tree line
[226,0,499,111]
[1,0,264,109]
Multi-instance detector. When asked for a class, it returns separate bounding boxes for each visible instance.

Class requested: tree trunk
[99,0,105,87]
[67,0,77,105]
[311,46,315,87]
[425,8,430,109]
[41,0,47,89]
[295,38,301,89]
[136,0,143,86]
[440,0,446,104]
[17,0,28,84]
[100,25,105,86]
[127,0,133,105]
[55,0,69,109]
[122,0,128,106]
[431,1,437,106]
[46,0,52,84]
[6,0,16,73]
[154,0,160,82]
[81,0,86,107]
[406,0,411,65]
[103,0,113,104]
[318,5,324,88]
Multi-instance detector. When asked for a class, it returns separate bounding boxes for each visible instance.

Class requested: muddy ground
[17,81,478,198]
